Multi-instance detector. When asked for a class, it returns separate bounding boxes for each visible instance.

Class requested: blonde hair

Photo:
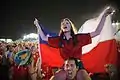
[59,18,77,36]
[65,18,77,34]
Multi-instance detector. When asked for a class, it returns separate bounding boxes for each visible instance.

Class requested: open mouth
[68,71,72,76]
[63,26,67,29]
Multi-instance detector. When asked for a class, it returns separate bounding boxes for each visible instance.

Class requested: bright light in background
[0,39,5,42]
[112,21,120,30]
[6,39,13,43]
[23,33,38,40]
[112,22,116,27]
[0,39,13,43]
[116,21,120,26]
[29,33,38,39]
[23,35,27,40]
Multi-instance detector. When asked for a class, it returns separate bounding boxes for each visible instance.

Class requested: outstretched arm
[90,7,113,38]
[34,18,48,41]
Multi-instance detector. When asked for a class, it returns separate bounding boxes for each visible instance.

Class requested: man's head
[104,64,117,74]
[64,58,79,79]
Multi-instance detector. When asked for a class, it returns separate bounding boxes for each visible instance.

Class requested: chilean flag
[78,9,117,73]
[37,9,117,73]
[38,25,64,67]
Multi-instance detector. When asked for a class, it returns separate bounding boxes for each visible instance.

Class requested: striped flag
[78,9,117,73]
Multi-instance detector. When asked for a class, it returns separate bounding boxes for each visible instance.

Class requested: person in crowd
[104,64,118,80]
[0,42,10,80]
[41,63,54,80]
[50,57,91,80]
[13,48,31,80]
[28,45,42,80]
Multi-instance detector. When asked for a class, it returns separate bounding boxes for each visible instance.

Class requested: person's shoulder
[77,69,91,80]
[51,69,67,80]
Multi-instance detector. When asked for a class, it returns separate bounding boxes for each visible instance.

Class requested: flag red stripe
[40,44,64,67]
[82,39,117,73]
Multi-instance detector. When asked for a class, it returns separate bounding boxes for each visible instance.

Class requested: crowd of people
[0,6,120,80]
[0,41,39,80]
[0,40,120,80]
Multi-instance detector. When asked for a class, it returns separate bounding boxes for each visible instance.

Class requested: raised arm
[34,18,48,41]
[90,7,113,38]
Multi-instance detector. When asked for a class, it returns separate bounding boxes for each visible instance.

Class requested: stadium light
[0,39,5,42]
[23,33,38,40]
[116,21,120,26]
[23,35,27,40]
[112,22,116,27]
[6,39,13,43]
[116,21,120,30]
[29,33,38,39]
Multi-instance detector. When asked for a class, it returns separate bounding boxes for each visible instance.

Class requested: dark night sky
[0,0,120,40]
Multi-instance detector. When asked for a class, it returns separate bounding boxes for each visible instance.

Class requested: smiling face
[64,59,78,79]
[61,19,71,33]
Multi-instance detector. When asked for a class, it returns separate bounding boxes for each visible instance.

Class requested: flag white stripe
[78,9,116,54]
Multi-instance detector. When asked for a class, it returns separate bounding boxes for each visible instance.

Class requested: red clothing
[48,33,91,60]
[12,65,29,80]
[117,42,120,68]
[32,51,39,64]
[41,64,53,80]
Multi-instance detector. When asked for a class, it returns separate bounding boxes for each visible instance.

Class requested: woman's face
[61,19,71,32]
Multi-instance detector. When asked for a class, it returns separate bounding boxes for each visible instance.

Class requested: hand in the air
[104,6,115,16]
[34,18,39,27]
